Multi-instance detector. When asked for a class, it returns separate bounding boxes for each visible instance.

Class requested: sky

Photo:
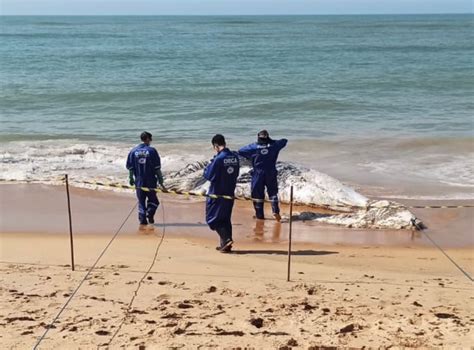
[1,0,472,16]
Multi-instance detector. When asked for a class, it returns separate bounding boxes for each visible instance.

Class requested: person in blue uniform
[238,130,287,221]
[204,134,240,253]
[126,131,165,225]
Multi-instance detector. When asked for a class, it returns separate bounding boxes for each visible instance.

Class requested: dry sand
[1,184,473,348]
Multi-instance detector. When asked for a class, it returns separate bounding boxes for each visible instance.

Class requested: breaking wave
[0,140,366,206]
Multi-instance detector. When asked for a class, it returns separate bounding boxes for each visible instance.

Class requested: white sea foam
[0,140,203,183]
[0,140,367,209]
[360,153,474,189]
[2,140,473,200]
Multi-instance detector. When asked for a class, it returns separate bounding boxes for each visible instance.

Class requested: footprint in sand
[113,264,129,269]
[174,327,186,335]
[301,302,317,311]
[161,312,180,319]
[214,328,245,336]
[286,338,298,346]
[249,317,264,328]
[177,302,193,309]
[434,312,456,319]
[130,309,148,315]
[5,316,35,322]
[39,322,56,329]
[206,286,217,293]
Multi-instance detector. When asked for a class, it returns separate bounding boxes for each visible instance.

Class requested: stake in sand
[287,185,294,282]
[65,174,75,271]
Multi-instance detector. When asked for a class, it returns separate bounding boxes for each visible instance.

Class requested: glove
[156,168,164,187]
[129,169,135,187]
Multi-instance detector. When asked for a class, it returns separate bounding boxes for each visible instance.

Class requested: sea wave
[360,154,474,188]
[0,139,366,207]
[1,139,473,201]
[8,139,474,229]
[0,140,189,184]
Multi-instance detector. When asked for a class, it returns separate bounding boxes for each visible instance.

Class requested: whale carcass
[164,159,423,230]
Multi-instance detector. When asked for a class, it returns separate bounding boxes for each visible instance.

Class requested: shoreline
[1,136,473,202]
[1,183,473,248]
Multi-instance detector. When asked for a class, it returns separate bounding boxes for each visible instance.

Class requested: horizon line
[1,12,472,16]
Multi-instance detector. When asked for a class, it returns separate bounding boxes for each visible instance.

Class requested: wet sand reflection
[251,219,282,243]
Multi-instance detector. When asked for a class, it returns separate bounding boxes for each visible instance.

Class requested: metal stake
[65,174,75,271]
[287,185,294,282]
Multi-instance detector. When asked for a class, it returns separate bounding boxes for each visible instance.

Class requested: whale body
[164,159,422,230]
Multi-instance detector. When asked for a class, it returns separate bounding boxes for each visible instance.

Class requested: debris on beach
[295,199,422,229]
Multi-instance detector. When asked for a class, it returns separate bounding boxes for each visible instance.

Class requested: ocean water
[1,15,473,199]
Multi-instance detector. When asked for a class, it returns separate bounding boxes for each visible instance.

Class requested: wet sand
[1,183,473,248]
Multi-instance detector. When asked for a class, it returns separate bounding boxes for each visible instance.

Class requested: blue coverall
[238,138,288,219]
[204,148,240,247]
[126,144,161,224]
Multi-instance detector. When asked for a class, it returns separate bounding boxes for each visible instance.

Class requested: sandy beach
[1,184,473,348]
[2,9,474,350]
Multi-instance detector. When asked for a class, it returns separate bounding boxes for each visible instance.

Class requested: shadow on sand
[152,222,242,228]
[152,222,208,228]
[231,250,338,256]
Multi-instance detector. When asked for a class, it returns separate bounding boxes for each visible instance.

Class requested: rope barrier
[3,177,474,209]
[410,205,474,209]
[80,180,474,210]
[419,228,473,282]
[33,202,138,350]
[105,201,167,348]
[13,174,471,349]
[83,180,270,204]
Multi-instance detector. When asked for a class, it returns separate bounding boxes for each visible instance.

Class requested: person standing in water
[238,130,287,221]
[126,131,165,225]
[204,134,240,253]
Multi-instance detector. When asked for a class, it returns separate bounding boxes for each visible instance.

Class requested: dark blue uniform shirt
[238,139,288,172]
[204,148,240,228]
[126,143,161,188]
[204,148,240,196]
